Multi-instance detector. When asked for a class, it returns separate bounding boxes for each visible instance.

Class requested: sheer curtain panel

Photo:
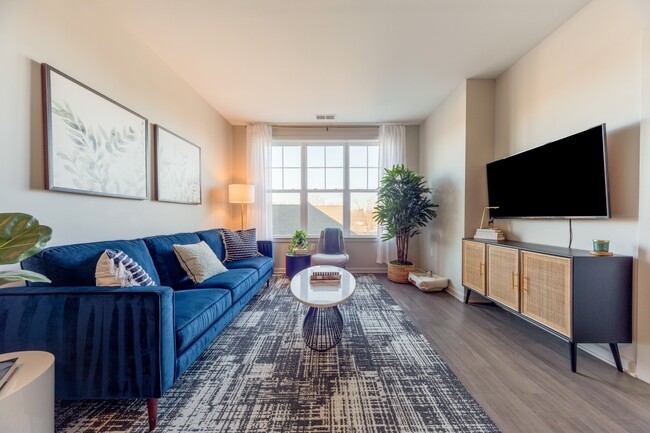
[247,124,273,240]
[376,125,406,264]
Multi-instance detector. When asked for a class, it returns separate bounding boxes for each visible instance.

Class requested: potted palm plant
[0,213,52,286]
[373,165,438,283]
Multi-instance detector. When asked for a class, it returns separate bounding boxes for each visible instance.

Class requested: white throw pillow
[95,249,156,287]
[173,241,228,284]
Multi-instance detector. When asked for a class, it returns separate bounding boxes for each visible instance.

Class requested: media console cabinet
[462,239,632,372]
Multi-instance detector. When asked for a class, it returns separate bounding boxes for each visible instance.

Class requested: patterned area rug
[56,274,500,433]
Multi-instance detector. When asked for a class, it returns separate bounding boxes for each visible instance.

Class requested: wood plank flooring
[376,274,650,433]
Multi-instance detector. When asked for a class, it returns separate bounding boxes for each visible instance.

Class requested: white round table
[290,266,356,351]
[0,351,55,433]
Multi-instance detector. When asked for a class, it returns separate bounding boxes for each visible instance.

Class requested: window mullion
[343,142,350,236]
[300,143,308,233]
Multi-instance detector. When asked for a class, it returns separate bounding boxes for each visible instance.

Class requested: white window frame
[272,140,379,239]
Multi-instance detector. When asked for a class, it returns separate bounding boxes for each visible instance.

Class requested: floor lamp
[229,184,255,230]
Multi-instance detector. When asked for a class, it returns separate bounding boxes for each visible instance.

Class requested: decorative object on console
[474,206,505,240]
[287,229,309,255]
[173,241,228,283]
[229,184,255,230]
[155,125,202,204]
[373,165,438,283]
[42,64,148,200]
[222,228,261,262]
[95,249,157,287]
[590,239,612,256]
[0,213,52,286]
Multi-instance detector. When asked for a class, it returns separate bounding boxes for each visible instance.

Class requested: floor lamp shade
[229,184,255,229]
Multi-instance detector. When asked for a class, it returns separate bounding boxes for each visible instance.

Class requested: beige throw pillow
[173,241,228,284]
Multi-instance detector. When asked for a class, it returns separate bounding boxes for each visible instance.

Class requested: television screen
[486,124,610,219]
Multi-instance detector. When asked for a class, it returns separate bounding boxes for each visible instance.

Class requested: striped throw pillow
[221,228,261,262]
[95,249,156,287]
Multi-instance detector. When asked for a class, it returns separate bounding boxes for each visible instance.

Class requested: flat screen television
[486,124,610,219]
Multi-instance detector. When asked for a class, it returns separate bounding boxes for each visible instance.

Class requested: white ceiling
[99,0,590,125]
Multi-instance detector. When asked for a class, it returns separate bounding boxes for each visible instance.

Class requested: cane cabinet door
[462,240,486,295]
[487,245,520,311]
[521,251,572,337]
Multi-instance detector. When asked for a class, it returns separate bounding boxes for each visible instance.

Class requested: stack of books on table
[310,271,342,285]
[474,228,505,240]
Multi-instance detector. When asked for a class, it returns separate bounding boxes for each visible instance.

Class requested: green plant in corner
[373,165,438,282]
[0,213,52,286]
[287,229,309,255]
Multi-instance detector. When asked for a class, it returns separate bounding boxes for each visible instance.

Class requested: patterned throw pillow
[173,241,228,284]
[221,228,261,262]
[95,249,156,287]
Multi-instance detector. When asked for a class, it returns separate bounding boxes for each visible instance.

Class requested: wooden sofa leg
[147,398,158,431]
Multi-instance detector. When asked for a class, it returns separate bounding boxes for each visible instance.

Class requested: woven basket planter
[387,262,415,283]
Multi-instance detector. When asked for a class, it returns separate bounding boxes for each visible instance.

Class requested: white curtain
[247,124,273,240]
[376,125,406,264]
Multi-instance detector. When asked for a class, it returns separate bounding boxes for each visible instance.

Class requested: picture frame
[154,125,202,205]
[42,64,148,200]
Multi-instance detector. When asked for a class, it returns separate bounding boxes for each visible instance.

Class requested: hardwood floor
[375,274,650,433]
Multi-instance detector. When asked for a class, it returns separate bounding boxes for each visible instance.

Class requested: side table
[0,351,55,433]
[286,253,311,279]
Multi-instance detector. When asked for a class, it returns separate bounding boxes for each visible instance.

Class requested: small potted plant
[0,213,52,286]
[288,230,309,255]
[373,165,438,283]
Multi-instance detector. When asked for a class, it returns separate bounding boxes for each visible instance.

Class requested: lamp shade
[229,184,255,203]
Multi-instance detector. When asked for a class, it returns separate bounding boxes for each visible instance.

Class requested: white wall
[0,0,234,249]
[419,82,468,298]
[493,0,650,376]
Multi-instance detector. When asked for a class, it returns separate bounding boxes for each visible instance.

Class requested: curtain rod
[270,124,380,129]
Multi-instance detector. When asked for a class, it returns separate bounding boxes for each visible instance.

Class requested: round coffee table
[290,265,356,351]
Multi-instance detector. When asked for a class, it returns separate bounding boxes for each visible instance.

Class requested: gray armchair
[311,227,349,269]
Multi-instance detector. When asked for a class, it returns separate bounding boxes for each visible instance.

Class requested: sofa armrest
[0,285,175,400]
[257,240,274,259]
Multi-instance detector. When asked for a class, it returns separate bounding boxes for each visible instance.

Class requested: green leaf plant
[287,229,309,255]
[373,165,438,265]
[0,213,53,286]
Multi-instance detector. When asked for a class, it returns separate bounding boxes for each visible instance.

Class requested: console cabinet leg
[570,342,578,373]
[609,343,624,372]
[464,289,472,304]
[147,398,158,431]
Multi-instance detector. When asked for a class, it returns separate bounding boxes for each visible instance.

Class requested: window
[272,141,379,237]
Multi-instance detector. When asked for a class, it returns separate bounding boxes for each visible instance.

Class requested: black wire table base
[302,306,344,351]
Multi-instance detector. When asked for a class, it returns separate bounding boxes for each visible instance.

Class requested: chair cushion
[196,229,226,261]
[225,256,274,279]
[174,289,231,354]
[312,253,349,268]
[144,233,201,287]
[177,268,257,303]
[21,239,159,287]
[322,228,342,254]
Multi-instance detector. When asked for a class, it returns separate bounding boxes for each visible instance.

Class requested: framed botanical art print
[42,64,148,199]
[154,125,202,204]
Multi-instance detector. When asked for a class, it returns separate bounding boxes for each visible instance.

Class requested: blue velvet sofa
[0,229,273,430]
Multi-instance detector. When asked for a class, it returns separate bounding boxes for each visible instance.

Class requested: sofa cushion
[221,229,260,262]
[196,229,226,261]
[21,239,159,287]
[174,289,231,354]
[225,256,274,280]
[144,233,201,287]
[177,268,257,303]
[173,241,228,283]
[96,249,157,287]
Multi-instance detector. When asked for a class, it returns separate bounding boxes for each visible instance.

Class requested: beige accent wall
[493,0,650,376]
[0,0,234,250]
[419,80,495,300]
